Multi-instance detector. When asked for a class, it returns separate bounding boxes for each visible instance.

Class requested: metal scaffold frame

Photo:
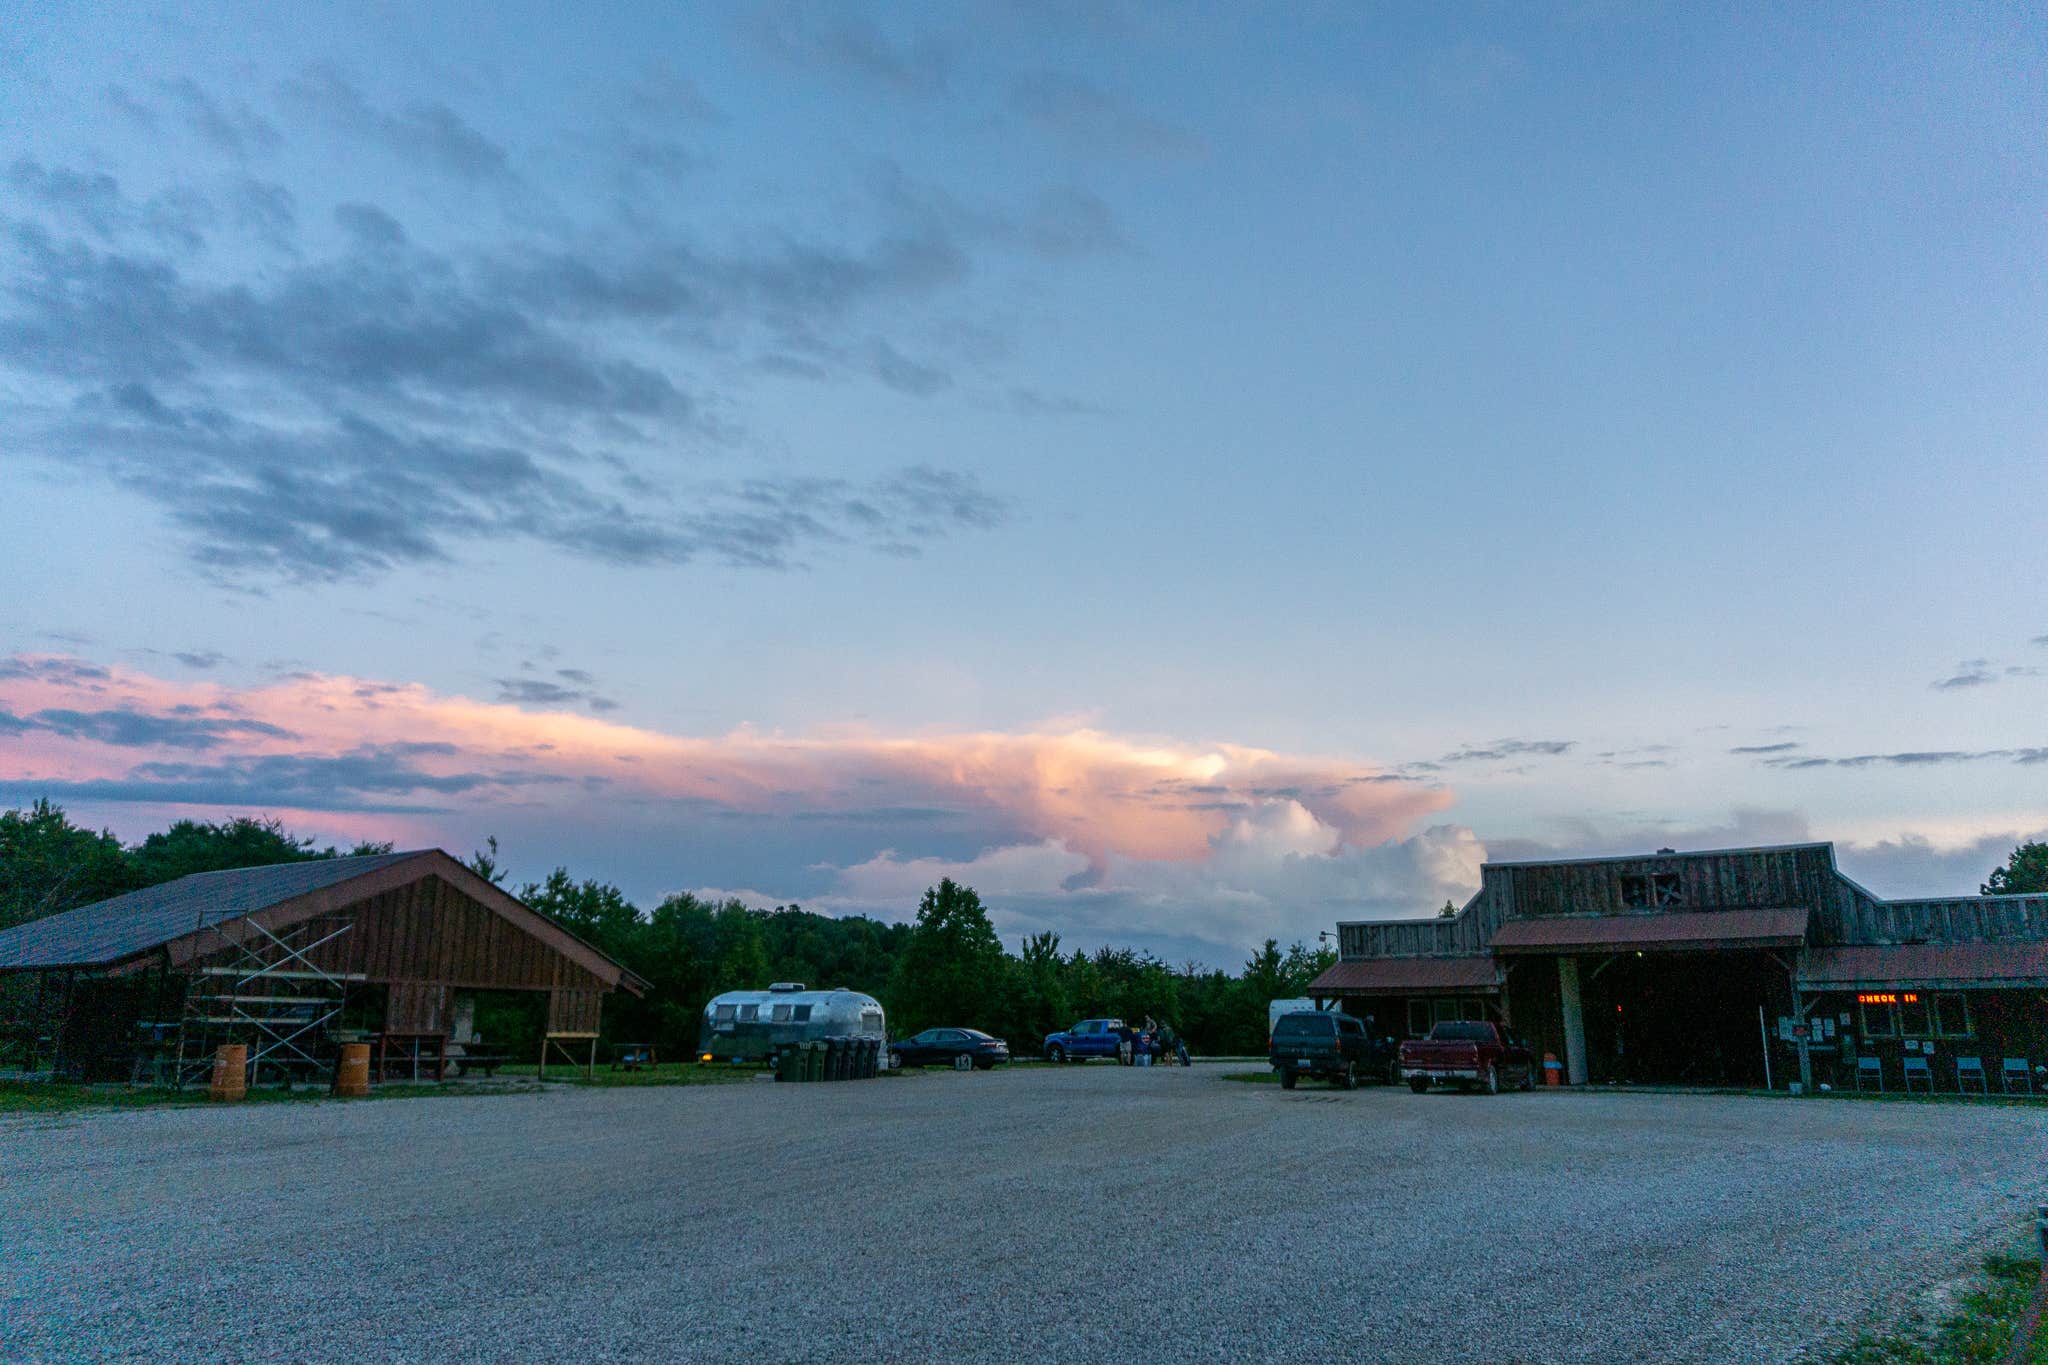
[171,913,366,1088]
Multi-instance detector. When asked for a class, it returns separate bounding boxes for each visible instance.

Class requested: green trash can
[774,1047,800,1083]
[802,1040,824,1083]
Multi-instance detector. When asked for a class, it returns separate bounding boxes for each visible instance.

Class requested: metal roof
[1489,907,1810,954]
[0,851,427,971]
[1800,943,2048,989]
[1479,842,1835,870]
[1308,956,1502,995]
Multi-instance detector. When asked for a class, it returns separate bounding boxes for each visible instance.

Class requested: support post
[1790,971,1813,1091]
[1558,957,1588,1086]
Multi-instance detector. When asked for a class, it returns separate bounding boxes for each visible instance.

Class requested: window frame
[1933,993,1972,1038]
[1859,998,1896,1038]
[1406,1000,1430,1037]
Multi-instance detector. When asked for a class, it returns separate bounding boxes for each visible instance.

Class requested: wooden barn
[0,849,645,1085]
[1310,842,2048,1093]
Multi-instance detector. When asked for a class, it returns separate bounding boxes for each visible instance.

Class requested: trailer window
[792,1005,813,1022]
[772,1004,791,1023]
[713,1004,736,1023]
[738,1004,758,1022]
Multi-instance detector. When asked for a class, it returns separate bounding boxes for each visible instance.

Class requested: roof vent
[1656,847,1676,855]
[767,981,806,993]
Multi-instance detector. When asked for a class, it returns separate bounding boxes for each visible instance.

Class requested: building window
[1859,996,1895,1037]
[1620,872,1684,909]
[1933,993,1972,1038]
[1898,995,1931,1037]
[1407,1000,1430,1037]
[1458,998,1486,1021]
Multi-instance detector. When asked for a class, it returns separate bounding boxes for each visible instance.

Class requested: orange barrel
[209,1044,248,1102]
[1542,1051,1563,1087]
[333,1043,371,1098]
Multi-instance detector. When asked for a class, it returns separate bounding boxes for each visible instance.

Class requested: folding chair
[1901,1055,1933,1094]
[1955,1056,1988,1095]
[2002,1057,2034,1095]
[1854,1055,1884,1093]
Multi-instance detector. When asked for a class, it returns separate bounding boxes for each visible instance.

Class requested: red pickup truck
[1398,1020,1536,1094]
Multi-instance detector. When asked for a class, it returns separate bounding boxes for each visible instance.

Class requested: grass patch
[492,1061,757,1088]
[0,1077,523,1116]
[1831,1253,2047,1364]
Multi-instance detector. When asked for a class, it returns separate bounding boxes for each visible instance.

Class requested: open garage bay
[6,1068,2045,1364]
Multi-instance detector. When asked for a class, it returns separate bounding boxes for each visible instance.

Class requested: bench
[449,1053,512,1078]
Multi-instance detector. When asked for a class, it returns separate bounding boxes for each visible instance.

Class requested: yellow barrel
[209,1044,248,1102]
[333,1043,371,1098]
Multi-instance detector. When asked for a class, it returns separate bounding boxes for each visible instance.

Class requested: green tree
[518,869,642,957]
[1984,841,2048,896]
[0,800,135,931]
[888,878,1005,1035]
[711,901,771,992]
[464,835,508,886]
[128,816,386,885]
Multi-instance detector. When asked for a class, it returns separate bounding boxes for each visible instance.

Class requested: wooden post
[1558,957,1588,1086]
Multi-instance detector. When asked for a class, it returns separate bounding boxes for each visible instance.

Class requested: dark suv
[1269,1010,1397,1089]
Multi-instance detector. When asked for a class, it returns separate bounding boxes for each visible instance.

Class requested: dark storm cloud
[19,707,296,749]
[738,11,953,95]
[0,96,1072,586]
[282,67,513,182]
[1438,739,1575,763]
[0,744,563,814]
[1007,70,1199,157]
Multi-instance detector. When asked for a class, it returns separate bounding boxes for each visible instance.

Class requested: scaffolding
[171,913,364,1088]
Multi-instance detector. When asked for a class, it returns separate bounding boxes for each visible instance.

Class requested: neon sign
[1856,992,1918,1005]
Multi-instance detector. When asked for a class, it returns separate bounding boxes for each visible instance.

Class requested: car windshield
[1273,1014,1335,1037]
[1429,1021,1494,1042]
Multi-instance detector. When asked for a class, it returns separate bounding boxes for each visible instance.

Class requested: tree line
[0,802,1339,1057]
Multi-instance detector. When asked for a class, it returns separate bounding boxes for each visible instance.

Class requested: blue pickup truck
[1042,1018,1128,1063]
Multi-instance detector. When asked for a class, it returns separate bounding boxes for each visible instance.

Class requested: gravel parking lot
[6,1065,2045,1364]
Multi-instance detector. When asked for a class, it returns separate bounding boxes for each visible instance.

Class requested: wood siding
[184,874,611,996]
[547,988,603,1035]
[1340,842,2048,962]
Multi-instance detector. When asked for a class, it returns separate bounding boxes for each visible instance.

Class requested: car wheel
[1408,1076,1429,1094]
[1279,1070,1297,1090]
[1484,1064,1500,1095]
[1519,1063,1535,1092]
[887,1051,903,1071]
[1335,1062,1356,1091]
[1047,1045,1066,1064]
[953,1053,973,1072]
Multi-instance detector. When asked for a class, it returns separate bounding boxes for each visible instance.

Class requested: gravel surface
[6,1066,2045,1364]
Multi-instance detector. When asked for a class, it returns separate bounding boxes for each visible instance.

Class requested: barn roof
[1489,907,1810,954]
[1308,955,1502,995]
[1800,943,2048,990]
[0,850,643,993]
[0,851,424,970]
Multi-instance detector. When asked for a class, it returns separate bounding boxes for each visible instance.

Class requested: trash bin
[333,1042,371,1097]
[863,1038,879,1078]
[209,1044,247,1102]
[775,1047,801,1082]
[807,1039,827,1082]
[833,1037,852,1081]
[796,1041,816,1082]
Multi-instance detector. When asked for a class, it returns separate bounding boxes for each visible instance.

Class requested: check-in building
[1308,842,2048,1092]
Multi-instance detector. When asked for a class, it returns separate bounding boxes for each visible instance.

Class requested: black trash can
[863,1037,880,1078]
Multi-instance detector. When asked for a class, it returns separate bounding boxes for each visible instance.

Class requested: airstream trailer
[697,983,886,1065]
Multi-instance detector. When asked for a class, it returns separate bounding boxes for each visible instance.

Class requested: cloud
[282,67,512,182]
[1438,739,1575,763]
[162,78,282,160]
[0,656,1450,883]
[739,12,953,95]
[1729,742,1800,754]
[1007,71,1200,157]
[17,707,296,750]
[1760,748,2048,770]
[172,651,225,670]
[1932,659,1997,690]
[495,676,619,714]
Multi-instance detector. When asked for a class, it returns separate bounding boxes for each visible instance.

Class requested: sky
[2,2,2045,968]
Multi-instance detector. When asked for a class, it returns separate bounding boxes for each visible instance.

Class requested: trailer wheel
[1407,1076,1430,1094]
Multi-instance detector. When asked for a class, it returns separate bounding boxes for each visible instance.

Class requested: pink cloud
[0,654,1452,868]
